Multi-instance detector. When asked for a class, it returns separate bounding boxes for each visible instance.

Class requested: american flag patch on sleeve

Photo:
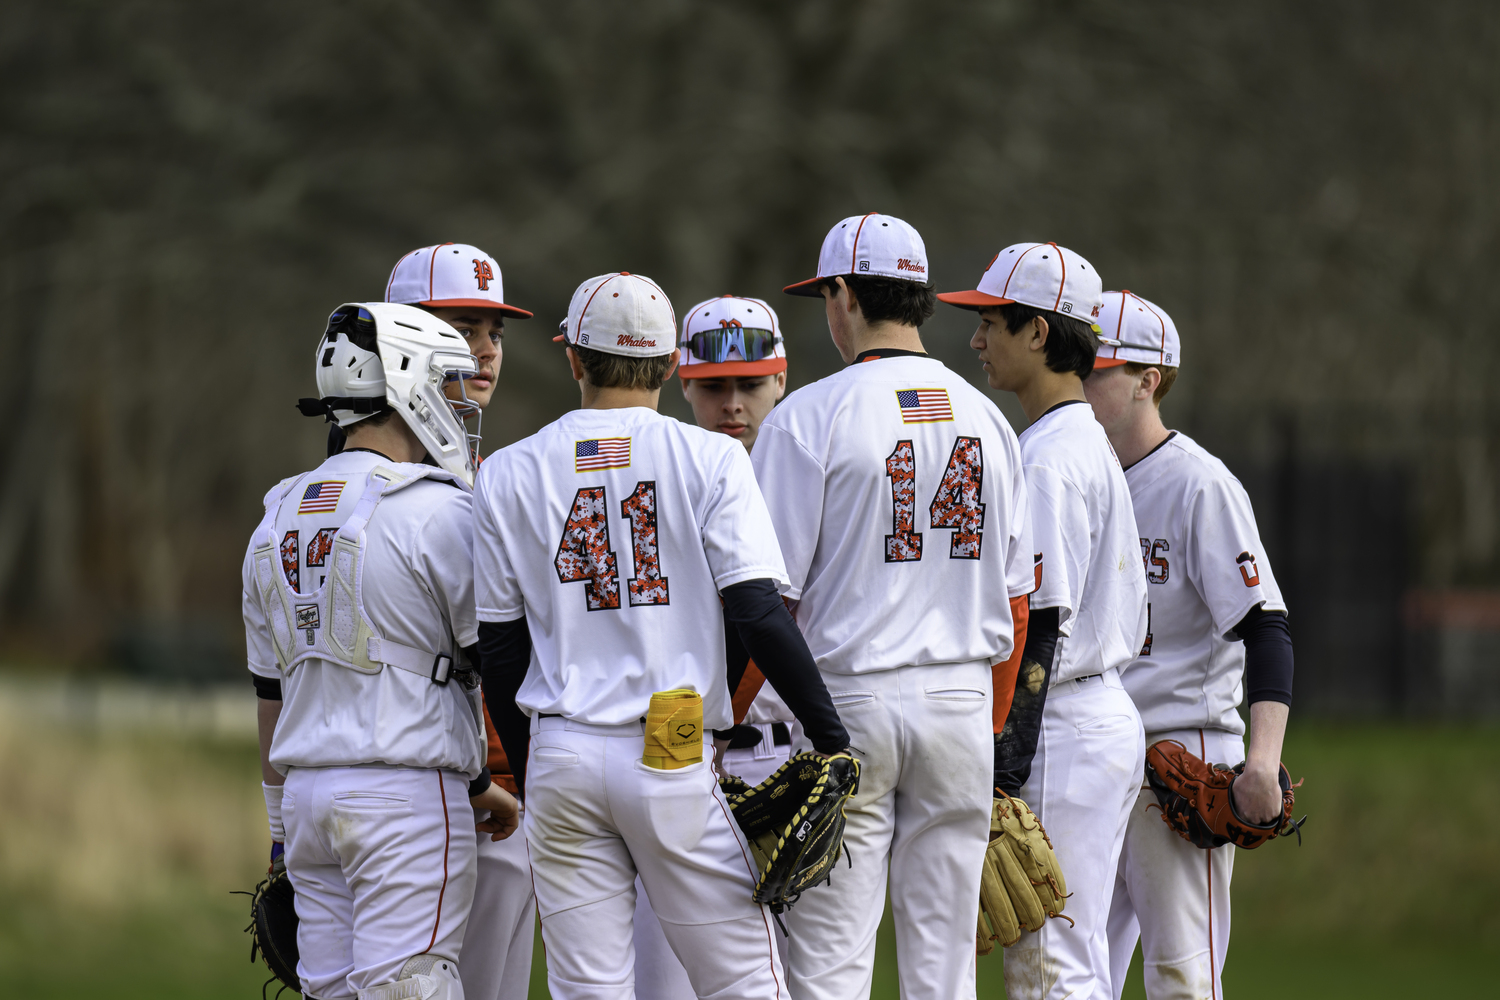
[896,389,954,423]
[575,437,631,472]
[297,481,346,514]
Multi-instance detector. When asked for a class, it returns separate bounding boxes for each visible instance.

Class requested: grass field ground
[1,689,1494,998]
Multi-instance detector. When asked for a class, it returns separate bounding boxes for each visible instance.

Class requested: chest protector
[251,464,465,684]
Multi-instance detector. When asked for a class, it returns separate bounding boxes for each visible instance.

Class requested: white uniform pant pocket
[283,766,477,999]
[523,718,784,1000]
[784,661,992,1000]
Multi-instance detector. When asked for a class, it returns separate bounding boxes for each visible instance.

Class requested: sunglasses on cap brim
[686,326,778,365]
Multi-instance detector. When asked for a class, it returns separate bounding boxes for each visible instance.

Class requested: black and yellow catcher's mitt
[238,855,301,997]
[720,751,860,923]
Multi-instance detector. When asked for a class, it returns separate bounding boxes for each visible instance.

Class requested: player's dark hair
[346,407,397,430]
[995,302,1098,379]
[1122,361,1179,405]
[839,275,937,328]
[571,344,676,391]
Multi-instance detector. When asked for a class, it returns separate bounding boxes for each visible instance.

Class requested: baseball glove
[976,791,1070,954]
[1144,739,1306,850]
[719,751,860,921]
[239,854,301,997]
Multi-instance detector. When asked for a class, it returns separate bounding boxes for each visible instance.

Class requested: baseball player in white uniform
[471,272,851,1000]
[753,215,1034,1000]
[249,302,519,1000]
[1083,292,1293,1000]
[386,243,538,1000]
[940,243,1149,1000]
[631,293,801,1000]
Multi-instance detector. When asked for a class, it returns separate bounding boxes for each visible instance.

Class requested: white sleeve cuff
[262,782,285,842]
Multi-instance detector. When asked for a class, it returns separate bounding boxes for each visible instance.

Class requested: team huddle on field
[245,215,1296,1000]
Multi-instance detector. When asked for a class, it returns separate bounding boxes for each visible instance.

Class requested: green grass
[2,717,1495,998]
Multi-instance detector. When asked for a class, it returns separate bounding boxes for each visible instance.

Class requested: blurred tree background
[2,0,1499,713]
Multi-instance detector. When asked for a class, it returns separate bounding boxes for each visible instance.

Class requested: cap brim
[935,290,1014,311]
[1091,357,1130,369]
[783,276,830,297]
[420,298,534,319]
[679,357,788,380]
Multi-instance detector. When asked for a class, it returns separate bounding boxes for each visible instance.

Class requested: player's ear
[565,346,585,384]
[662,349,680,383]
[774,370,787,401]
[1138,367,1161,402]
[1029,315,1050,353]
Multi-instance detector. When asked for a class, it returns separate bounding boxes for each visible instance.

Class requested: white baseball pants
[524,715,785,1000]
[631,723,798,1000]
[283,765,477,999]
[1106,728,1244,1000]
[1005,670,1146,1000]
[460,804,537,1000]
[783,661,993,1000]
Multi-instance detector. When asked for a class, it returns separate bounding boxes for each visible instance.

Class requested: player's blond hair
[1122,362,1178,405]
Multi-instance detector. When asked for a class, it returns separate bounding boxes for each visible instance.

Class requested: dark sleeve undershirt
[720,579,849,754]
[994,605,1060,796]
[252,674,282,700]
[712,612,754,741]
[478,618,535,799]
[1235,605,1294,707]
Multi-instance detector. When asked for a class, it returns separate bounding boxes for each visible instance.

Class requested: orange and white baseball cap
[385,243,533,318]
[784,213,930,296]
[937,242,1102,330]
[555,272,676,357]
[1093,290,1180,369]
[677,295,787,379]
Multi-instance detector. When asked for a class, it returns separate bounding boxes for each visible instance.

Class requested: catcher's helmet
[306,302,481,485]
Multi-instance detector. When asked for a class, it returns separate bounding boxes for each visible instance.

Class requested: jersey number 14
[554,482,670,611]
[884,437,986,562]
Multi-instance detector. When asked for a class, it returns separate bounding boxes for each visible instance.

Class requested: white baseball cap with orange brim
[784,213,931,295]
[1093,290,1181,369]
[386,243,534,318]
[937,241,1103,331]
[553,272,677,357]
[677,295,787,380]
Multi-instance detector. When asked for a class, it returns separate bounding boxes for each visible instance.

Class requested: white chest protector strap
[251,464,464,683]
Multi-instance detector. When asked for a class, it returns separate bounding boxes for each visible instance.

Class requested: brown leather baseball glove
[1144,739,1306,850]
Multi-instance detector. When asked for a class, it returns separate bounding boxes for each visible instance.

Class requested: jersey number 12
[555,483,670,611]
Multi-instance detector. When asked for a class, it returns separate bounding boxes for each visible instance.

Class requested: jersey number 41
[554,482,669,611]
[885,437,986,563]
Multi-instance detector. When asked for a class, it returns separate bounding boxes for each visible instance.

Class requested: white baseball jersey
[242,450,484,777]
[750,354,1032,674]
[1021,401,1149,685]
[472,407,789,732]
[1118,432,1286,735]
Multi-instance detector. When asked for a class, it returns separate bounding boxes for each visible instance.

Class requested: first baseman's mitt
[720,751,860,921]
[239,854,301,997]
[976,792,1070,954]
[1144,739,1306,850]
